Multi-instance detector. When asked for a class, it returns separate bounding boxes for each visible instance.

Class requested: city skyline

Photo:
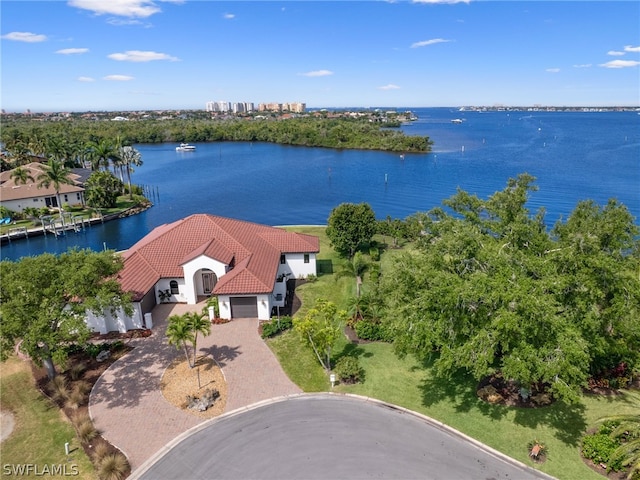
[1,1,639,113]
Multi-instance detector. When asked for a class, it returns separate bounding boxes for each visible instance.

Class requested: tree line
[0,116,433,162]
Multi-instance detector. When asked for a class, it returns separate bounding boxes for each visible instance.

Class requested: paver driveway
[89,301,301,470]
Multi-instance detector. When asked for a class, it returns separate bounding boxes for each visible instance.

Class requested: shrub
[582,433,619,467]
[76,418,98,443]
[85,342,110,358]
[354,318,394,342]
[73,380,92,396]
[261,316,293,338]
[354,319,381,340]
[69,362,86,381]
[91,441,112,464]
[0,206,16,219]
[65,389,85,410]
[306,273,317,283]
[334,356,363,384]
[201,296,220,318]
[96,452,129,480]
[48,376,69,402]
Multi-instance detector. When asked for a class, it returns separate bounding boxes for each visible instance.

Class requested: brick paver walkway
[89,302,301,470]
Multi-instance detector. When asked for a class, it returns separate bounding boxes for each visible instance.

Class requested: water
[2,108,639,261]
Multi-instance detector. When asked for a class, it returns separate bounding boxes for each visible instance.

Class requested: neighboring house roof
[0,162,85,202]
[118,214,320,301]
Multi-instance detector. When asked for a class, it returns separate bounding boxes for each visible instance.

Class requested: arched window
[169,280,179,294]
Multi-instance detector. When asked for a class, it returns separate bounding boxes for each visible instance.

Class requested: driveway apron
[89,302,301,470]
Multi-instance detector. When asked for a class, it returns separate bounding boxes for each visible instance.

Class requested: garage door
[230,297,258,318]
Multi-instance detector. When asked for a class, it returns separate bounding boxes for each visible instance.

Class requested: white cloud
[599,60,640,69]
[103,75,134,81]
[1,31,47,43]
[68,0,162,18]
[299,70,334,77]
[78,76,95,82]
[378,84,401,90]
[624,45,640,53]
[108,50,179,62]
[607,50,625,56]
[56,48,89,55]
[411,38,450,48]
[546,68,560,73]
[107,18,145,26]
[572,64,592,68]
[412,0,470,4]
[223,13,235,19]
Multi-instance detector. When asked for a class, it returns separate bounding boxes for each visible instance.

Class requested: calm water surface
[3,108,639,260]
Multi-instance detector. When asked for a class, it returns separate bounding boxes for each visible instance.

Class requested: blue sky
[1,1,639,112]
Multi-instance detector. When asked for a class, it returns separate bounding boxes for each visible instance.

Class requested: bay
[2,107,639,261]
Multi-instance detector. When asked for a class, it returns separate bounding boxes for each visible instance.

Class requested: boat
[176,143,196,152]
[451,119,463,124]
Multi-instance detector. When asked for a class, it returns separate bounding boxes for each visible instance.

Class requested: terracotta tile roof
[0,162,84,202]
[118,214,319,301]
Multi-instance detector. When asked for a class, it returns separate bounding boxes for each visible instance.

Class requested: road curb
[129,392,556,480]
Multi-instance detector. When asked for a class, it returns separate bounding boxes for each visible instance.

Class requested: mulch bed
[31,342,134,478]
[90,329,152,341]
[344,325,372,344]
[476,373,553,408]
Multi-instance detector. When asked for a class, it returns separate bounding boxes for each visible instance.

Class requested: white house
[0,162,87,213]
[88,214,319,334]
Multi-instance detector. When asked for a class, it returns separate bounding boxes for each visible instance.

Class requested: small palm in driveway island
[166,312,211,368]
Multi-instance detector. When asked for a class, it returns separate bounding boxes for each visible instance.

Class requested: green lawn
[268,226,639,480]
[0,357,94,479]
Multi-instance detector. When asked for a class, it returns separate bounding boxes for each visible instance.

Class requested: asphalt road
[133,394,552,480]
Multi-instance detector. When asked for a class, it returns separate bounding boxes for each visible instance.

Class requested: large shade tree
[382,174,640,402]
[0,249,132,379]
[326,202,377,258]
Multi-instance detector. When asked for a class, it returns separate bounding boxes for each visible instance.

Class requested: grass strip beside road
[0,357,94,479]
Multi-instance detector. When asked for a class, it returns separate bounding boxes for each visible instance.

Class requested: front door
[202,272,215,295]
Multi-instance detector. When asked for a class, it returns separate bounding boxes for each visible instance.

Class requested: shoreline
[1,203,152,246]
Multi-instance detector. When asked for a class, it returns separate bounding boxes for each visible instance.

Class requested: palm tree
[601,410,640,479]
[166,314,194,367]
[36,159,74,211]
[336,251,370,297]
[184,311,211,368]
[5,140,32,167]
[9,166,35,185]
[119,145,143,199]
[86,139,120,172]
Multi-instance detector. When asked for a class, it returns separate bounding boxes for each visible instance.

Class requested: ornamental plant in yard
[294,298,347,371]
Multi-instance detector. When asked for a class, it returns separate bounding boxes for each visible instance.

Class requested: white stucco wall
[280,252,317,279]
[182,255,228,304]
[85,304,143,334]
[1,192,85,213]
[218,296,231,320]
[155,278,187,303]
[217,294,271,320]
[257,294,271,320]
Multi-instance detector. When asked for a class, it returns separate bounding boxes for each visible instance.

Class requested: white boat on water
[451,118,464,124]
[176,143,196,151]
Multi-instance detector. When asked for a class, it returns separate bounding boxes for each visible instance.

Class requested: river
[2,107,638,261]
